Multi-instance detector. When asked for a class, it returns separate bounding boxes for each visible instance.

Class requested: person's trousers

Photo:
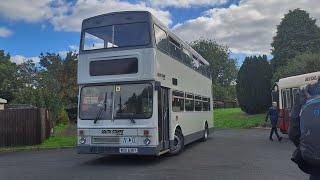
[310,175,320,180]
[269,127,280,140]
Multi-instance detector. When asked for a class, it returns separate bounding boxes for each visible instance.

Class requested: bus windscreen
[82,22,150,51]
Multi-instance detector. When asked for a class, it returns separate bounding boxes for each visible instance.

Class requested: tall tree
[191,39,238,100]
[16,59,38,87]
[236,55,272,114]
[61,52,78,107]
[0,50,18,102]
[13,52,78,124]
[13,59,44,107]
[271,9,320,72]
[37,52,78,122]
[273,52,320,81]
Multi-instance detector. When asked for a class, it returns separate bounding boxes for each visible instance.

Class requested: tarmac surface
[0,129,308,180]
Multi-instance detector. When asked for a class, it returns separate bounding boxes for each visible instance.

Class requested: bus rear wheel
[201,123,209,142]
[169,129,184,155]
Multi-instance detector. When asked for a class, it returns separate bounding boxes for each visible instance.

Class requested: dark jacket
[289,89,320,176]
[265,107,278,127]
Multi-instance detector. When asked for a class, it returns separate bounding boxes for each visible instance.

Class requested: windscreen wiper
[94,92,107,124]
[116,112,136,124]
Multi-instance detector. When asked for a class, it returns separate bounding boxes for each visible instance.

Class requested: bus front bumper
[77,145,160,155]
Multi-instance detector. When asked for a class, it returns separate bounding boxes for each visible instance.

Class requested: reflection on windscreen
[82,22,150,51]
[114,84,153,119]
[80,86,113,120]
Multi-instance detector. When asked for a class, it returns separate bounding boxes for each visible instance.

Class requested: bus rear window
[82,22,150,51]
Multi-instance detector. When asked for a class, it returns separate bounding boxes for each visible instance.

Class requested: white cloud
[58,45,79,58]
[50,0,172,32]
[0,0,59,22]
[173,0,320,55]
[149,0,228,8]
[0,0,171,33]
[68,45,79,52]
[11,44,78,64]
[0,27,12,38]
[10,55,40,65]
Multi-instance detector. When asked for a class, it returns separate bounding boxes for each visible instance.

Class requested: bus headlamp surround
[79,137,86,144]
[144,138,151,145]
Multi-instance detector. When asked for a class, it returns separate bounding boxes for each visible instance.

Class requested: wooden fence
[0,108,52,147]
[213,100,238,109]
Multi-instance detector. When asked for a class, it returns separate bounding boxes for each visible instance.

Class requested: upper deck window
[154,25,168,52]
[82,22,150,51]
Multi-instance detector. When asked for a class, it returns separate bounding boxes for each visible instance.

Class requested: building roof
[0,98,7,104]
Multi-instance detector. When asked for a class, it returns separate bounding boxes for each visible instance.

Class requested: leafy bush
[57,107,69,125]
[273,52,320,82]
[236,55,272,114]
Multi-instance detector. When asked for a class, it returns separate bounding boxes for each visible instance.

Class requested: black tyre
[169,129,184,155]
[201,123,209,142]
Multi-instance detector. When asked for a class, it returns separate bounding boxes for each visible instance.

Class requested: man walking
[265,102,282,141]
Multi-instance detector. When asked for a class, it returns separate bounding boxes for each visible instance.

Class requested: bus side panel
[154,49,212,143]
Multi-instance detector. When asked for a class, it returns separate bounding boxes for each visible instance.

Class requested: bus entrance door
[158,87,170,152]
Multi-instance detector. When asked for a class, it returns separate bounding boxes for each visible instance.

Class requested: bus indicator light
[79,129,84,136]
[144,130,149,136]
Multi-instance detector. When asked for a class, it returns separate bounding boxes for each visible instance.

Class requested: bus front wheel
[169,129,184,155]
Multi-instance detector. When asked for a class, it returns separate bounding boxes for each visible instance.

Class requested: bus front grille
[92,136,120,144]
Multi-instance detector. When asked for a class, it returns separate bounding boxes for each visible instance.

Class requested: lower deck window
[171,91,211,112]
[195,101,202,111]
[172,91,184,112]
[185,94,194,111]
[202,98,210,111]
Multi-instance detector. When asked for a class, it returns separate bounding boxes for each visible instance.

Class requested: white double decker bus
[77,11,213,156]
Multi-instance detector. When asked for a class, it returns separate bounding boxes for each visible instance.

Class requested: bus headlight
[79,137,86,144]
[144,138,151,145]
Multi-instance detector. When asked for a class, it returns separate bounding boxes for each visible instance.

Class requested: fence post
[39,108,46,143]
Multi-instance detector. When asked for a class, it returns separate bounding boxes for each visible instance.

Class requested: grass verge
[214,108,267,128]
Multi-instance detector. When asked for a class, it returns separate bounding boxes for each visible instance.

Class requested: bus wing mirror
[155,81,161,91]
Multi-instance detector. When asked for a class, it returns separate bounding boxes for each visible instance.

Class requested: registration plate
[119,148,138,153]
[122,137,137,144]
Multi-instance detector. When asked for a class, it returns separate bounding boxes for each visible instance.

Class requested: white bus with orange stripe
[272,71,320,133]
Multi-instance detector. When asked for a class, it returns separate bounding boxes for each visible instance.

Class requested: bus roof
[82,11,210,66]
[278,71,320,89]
[82,11,152,29]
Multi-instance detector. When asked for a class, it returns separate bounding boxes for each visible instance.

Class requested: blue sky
[0,0,319,65]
